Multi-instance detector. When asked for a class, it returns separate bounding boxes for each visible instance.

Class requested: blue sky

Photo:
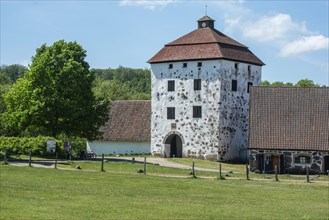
[1,0,328,85]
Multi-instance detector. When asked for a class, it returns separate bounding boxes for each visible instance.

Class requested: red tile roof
[100,101,151,142]
[249,87,329,151]
[148,27,264,66]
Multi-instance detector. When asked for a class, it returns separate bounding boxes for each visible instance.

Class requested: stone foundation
[249,149,329,174]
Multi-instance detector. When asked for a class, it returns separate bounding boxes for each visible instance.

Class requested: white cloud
[119,0,175,10]
[242,14,308,42]
[280,35,329,57]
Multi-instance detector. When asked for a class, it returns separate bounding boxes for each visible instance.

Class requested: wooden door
[272,156,280,174]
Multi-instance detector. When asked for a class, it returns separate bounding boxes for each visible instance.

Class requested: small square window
[193,106,202,118]
[183,63,187,68]
[168,80,175,92]
[167,107,175,120]
[197,62,202,67]
[247,82,253,93]
[194,79,201,91]
[232,80,238,91]
[169,64,173,69]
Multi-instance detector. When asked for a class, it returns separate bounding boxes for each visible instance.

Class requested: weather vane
[205,1,207,16]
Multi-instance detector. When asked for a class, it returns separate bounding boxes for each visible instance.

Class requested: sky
[1,0,328,85]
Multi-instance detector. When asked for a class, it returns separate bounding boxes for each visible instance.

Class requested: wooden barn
[87,100,151,155]
[248,87,329,174]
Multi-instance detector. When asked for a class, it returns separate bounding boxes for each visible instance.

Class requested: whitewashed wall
[87,141,150,155]
[151,59,261,162]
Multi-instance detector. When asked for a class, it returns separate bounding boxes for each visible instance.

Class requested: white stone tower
[148,16,264,162]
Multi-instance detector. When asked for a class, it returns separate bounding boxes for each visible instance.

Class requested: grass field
[1,164,328,220]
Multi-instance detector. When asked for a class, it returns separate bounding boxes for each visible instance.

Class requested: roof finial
[205,1,207,16]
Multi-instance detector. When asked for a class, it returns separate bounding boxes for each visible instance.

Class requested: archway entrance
[164,134,182,158]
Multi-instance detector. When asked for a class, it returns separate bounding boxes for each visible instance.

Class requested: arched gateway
[163,132,183,158]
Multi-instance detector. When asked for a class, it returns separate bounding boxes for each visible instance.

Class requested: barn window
[295,155,311,164]
[247,82,253,93]
[168,80,175,92]
[193,106,202,118]
[169,64,173,69]
[194,79,201,91]
[232,80,238,91]
[167,107,175,120]
[183,63,187,68]
[197,62,202,67]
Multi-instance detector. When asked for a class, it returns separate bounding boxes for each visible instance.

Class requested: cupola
[197,16,215,29]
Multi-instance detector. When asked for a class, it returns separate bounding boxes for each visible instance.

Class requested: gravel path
[8,157,220,173]
[105,157,220,172]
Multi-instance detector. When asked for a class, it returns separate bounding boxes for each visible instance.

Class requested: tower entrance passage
[164,134,182,158]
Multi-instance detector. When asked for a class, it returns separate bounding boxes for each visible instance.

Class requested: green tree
[1,40,108,139]
[294,79,320,88]
[0,64,27,82]
[92,66,151,101]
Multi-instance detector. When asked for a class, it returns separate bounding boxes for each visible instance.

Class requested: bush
[0,136,86,158]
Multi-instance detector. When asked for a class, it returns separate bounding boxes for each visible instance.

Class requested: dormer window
[169,64,173,69]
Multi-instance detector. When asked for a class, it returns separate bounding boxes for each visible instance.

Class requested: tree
[294,79,320,88]
[0,64,27,82]
[262,79,321,87]
[91,66,151,101]
[1,40,108,140]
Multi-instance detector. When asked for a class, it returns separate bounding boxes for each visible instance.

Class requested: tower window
[194,79,201,91]
[232,80,238,92]
[193,106,202,118]
[248,65,251,76]
[183,63,187,68]
[169,64,173,69]
[197,62,202,67]
[247,82,253,93]
[167,107,175,120]
[168,80,175,92]
[234,63,239,74]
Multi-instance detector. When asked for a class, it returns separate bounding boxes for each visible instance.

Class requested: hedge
[0,136,86,158]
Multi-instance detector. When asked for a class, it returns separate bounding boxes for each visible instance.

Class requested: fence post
[101,154,105,172]
[306,166,310,183]
[246,163,250,180]
[192,162,196,178]
[275,165,279,181]
[143,157,146,175]
[29,150,32,167]
[4,149,8,165]
[219,162,222,179]
[55,152,58,169]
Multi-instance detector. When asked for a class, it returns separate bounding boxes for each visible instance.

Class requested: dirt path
[8,157,220,172]
[105,157,220,172]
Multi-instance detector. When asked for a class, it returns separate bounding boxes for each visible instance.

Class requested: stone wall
[218,62,261,161]
[249,149,329,174]
[151,59,261,161]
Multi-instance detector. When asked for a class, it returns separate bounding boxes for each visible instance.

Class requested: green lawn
[1,165,328,220]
